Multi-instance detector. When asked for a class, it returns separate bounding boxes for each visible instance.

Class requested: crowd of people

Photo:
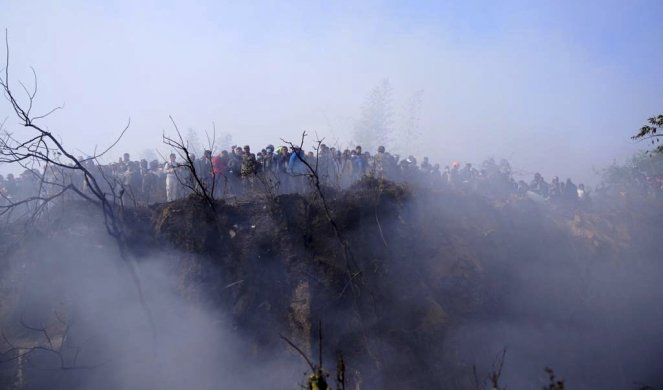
[0,142,661,210]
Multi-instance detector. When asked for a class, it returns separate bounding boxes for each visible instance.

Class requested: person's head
[204,150,212,158]
[377,145,385,153]
[123,153,130,163]
[140,159,148,169]
[169,153,176,162]
[243,145,251,154]
[355,145,362,153]
[235,147,243,155]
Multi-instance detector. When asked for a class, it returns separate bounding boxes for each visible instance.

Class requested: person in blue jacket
[288,147,308,192]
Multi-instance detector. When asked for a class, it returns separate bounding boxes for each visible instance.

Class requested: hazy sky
[2,0,662,183]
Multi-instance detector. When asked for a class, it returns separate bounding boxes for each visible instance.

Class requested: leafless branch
[489,348,507,390]
[280,334,315,372]
[162,115,215,209]
[281,132,361,299]
[0,29,157,370]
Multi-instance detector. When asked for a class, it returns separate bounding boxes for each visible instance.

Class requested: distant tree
[214,133,233,153]
[184,128,203,157]
[354,79,394,152]
[632,113,663,153]
[140,148,158,162]
[601,151,663,193]
[396,89,424,157]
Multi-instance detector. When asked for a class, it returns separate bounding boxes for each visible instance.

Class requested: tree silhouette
[632,114,663,153]
[354,79,394,152]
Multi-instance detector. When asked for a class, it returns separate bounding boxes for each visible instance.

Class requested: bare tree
[0,31,130,239]
[472,348,508,390]
[0,30,156,365]
[162,116,215,209]
[0,311,108,372]
[281,320,334,390]
[280,132,362,299]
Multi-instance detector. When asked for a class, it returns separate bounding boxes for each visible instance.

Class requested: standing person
[372,145,394,180]
[288,147,307,193]
[354,146,366,178]
[420,157,432,174]
[340,150,354,189]
[240,145,257,194]
[564,178,578,202]
[164,153,179,202]
[200,150,214,193]
[275,146,290,193]
[262,145,275,173]
[141,160,161,203]
[212,152,226,198]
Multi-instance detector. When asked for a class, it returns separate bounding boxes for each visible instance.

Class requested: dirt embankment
[1,178,653,389]
[138,178,641,389]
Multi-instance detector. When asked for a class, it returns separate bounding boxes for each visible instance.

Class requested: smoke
[0,213,301,390]
[432,198,663,388]
[1,172,663,389]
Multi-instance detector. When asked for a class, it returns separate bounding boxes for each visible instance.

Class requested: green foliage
[632,114,663,153]
[601,151,663,189]
[307,371,332,390]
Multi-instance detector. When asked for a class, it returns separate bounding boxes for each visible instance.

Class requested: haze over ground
[2,0,663,184]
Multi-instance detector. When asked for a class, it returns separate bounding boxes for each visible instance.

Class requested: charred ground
[1,178,662,389]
